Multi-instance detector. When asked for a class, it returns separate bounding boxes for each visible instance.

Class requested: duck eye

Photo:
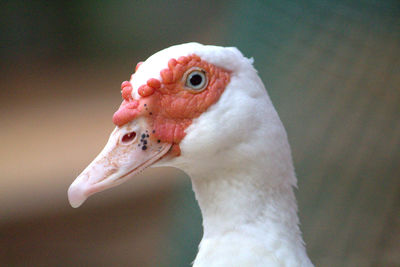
[185,69,208,91]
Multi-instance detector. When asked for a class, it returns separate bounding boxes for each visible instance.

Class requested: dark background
[1,0,399,266]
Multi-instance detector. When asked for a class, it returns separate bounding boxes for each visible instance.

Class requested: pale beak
[67,117,172,208]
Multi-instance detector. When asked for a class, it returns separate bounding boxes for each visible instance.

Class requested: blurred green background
[1,0,399,266]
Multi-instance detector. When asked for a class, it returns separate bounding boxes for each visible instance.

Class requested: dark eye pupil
[190,74,203,86]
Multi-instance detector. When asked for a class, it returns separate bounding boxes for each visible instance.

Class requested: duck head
[68,43,289,208]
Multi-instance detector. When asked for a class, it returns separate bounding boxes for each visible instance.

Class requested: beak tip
[67,183,87,208]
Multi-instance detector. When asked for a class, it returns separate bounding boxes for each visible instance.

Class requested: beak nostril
[121,131,137,144]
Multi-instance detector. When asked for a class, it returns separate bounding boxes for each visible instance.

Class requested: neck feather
[190,164,312,266]
[188,137,314,265]
[191,166,301,240]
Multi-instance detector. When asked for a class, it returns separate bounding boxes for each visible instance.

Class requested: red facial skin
[113,54,231,155]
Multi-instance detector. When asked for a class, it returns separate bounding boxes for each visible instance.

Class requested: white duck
[68,43,313,267]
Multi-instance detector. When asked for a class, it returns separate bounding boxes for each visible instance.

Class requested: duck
[68,42,313,267]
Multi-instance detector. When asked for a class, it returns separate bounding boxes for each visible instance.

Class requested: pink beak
[68,117,172,208]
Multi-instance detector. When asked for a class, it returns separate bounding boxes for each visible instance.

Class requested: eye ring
[184,68,208,92]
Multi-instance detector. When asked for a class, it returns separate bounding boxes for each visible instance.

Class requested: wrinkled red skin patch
[112,81,140,126]
[113,54,230,156]
[112,99,140,127]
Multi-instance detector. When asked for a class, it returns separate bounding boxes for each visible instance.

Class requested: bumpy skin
[113,54,230,154]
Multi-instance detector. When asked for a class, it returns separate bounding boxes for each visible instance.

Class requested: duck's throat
[191,170,313,266]
[191,169,302,244]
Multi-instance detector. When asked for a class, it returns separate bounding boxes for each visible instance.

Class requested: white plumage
[68,43,313,266]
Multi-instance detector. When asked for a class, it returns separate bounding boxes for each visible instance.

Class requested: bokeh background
[1,0,399,266]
